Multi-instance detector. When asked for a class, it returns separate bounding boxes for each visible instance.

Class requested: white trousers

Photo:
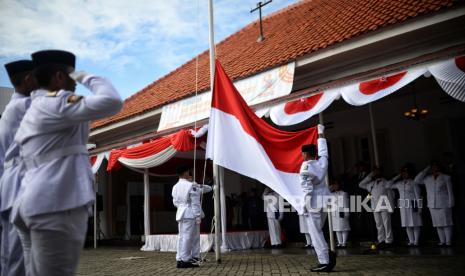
[176,219,196,262]
[373,211,393,243]
[191,222,201,259]
[304,233,312,246]
[335,231,349,246]
[304,211,329,264]
[266,218,282,245]
[14,206,88,276]
[1,212,25,276]
[405,227,420,245]
[436,226,453,245]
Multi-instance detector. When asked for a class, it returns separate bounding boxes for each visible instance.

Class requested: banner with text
[157,62,295,131]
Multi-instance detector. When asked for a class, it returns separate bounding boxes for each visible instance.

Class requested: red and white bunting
[428,55,465,102]
[90,152,109,174]
[341,68,427,106]
[269,89,340,126]
[107,128,207,171]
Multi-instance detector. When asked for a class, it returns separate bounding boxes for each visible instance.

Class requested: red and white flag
[206,61,317,213]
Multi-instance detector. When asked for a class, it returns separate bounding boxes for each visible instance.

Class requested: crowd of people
[263,160,456,253]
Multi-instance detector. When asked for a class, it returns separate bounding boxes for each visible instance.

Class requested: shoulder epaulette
[67,95,83,104]
[46,91,58,97]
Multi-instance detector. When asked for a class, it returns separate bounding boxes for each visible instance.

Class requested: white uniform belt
[23,145,88,170]
[3,156,21,169]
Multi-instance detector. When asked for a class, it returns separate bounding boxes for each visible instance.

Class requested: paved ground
[77,246,465,275]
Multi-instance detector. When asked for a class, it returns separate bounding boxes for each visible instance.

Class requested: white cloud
[0,0,298,97]
[0,0,199,61]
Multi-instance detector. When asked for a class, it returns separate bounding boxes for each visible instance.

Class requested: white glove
[317,124,325,135]
[69,71,91,83]
[195,217,201,225]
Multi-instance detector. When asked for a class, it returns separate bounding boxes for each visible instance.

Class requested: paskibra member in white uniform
[300,124,336,273]
[330,181,350,248]
[0,60,36,276]
[415,162,454,246]
[190,178,212,263]
[387,164,423,246]
[263,187,283,248]
[172,165,201,269]
[359,167,395,248]
[13,50,123,276]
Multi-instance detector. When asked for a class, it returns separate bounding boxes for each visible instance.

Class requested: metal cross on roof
[250,0,272,42]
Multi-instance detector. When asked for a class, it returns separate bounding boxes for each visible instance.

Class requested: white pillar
[319,113,336,251]
[368,103,380,167]
[143,168,151,238]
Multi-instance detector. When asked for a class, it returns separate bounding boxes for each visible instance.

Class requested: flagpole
[208,0,222,263]
[318,113,335,252]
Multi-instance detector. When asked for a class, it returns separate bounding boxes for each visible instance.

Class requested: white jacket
[300,138,331,210]
[359,173,395,212]
[172,178,195,221]
[190,183,212,218]
[415,168,454,209]
[14,75,122,216]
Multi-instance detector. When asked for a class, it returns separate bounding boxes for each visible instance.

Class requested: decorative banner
[157,62,295,131]
[269,88,340,126]
[428,55,465,102]
[107,129,206,171]
[341,68,427,106]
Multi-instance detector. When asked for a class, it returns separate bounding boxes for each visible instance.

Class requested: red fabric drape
[107,128,206,171]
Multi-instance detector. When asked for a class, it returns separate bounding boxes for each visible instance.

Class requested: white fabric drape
[270,89,340,126]
[118,146,177,169]
[428,56,465,102]
[341,67,427,106]
[140,231,269,252]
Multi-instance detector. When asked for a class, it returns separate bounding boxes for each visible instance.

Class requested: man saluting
[300,124,336,272]
[13,50,123,276]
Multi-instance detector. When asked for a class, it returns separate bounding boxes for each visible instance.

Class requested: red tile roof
[92,0,458,129]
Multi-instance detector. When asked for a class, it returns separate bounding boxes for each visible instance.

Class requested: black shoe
[327,250,337,271]
[176,260,199,268]
[310,264,331,272]
[302,244,313,249]
[377,241,386,249]
[383,243,393,249]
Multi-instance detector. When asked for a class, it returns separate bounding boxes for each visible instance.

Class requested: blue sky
[0,0,298,99]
